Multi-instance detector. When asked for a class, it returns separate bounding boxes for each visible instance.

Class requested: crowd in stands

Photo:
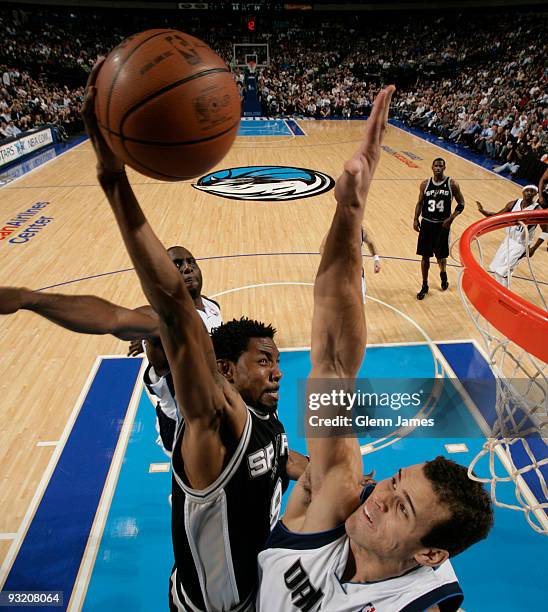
[0,65,84,141]
[0,5,546,175]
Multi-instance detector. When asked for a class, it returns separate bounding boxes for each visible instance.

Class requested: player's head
[345,456,493,568]
[431,158,446,180]
[212,317,282,414]
[522,185,538,203]
[167,246,202,298]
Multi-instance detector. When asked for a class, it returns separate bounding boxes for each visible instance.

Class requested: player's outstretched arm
[528,223,548,256]
[476,199,515,217]
[362,228,381,272]
[0,287,159,340]
[82,62,243,489]
[299,86,394,532]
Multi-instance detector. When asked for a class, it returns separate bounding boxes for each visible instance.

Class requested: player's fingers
[370,87,391,138]
[360,86,393,153]
[363,88,387,143]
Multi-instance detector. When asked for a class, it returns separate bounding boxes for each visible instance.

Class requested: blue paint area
[436,343,547,610]
[285,119,306,136]
[1,357,142,611]
[277,343,546,611]
[237,119,293,137]
[4,347,545,610]
[390,119,529,188]
[83,391,172,612]
[438,341,547,519]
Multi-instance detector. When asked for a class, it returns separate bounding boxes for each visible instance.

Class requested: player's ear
[414,547,449,567]
[217,359,235,382]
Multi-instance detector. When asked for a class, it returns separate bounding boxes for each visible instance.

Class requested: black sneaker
[417,285,429,300]
[440,273,449,291]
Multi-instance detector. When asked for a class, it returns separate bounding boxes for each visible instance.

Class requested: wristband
[373,255,380,262]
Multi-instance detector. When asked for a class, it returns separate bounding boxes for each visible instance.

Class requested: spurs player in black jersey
[413,158,465,300]
[80,61,306,612]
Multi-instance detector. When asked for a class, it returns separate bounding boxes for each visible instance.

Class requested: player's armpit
[179,373,248,489]
[300,463,363,532]
[282,465,312,529]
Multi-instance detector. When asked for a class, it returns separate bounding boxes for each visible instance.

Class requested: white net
[458,214,548,534]
[233,43,269,67]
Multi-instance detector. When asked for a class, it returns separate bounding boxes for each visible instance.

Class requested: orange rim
[459,209,548,363]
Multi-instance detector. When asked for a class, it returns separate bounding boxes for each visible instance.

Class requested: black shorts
[417,219,450,259]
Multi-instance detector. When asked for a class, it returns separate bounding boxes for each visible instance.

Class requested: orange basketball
[94,29,241,181]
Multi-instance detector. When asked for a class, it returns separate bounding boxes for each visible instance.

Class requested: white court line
[0,534,17,541]
[0,138,89,190]
[36,441,59,447]
[68,357,147,611]
[285,118,308,136]
[0,356,103,589]
[149,463,171,473]
[389,122,525,190]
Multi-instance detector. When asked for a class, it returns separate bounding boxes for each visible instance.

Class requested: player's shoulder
[266,519,346,551]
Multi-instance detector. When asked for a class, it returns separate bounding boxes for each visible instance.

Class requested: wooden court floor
[0,120,546,566]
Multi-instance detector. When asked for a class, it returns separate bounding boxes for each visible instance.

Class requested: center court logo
[192,165,335,201]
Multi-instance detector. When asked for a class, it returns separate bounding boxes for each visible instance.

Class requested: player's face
[168,247,203,297]
[345,463,450,564]
[233,337,282,414]
[431,160,445,180]
[522,188,536,202]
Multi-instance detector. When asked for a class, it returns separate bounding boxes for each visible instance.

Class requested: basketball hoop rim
[459,209,548,363]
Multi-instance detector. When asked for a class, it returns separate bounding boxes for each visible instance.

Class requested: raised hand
[127,339,145,357]
[334,85,395,208]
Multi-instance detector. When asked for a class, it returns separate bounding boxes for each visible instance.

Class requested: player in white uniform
[477,185,547,287]
[257,86,493,612]
[142,291,222,455]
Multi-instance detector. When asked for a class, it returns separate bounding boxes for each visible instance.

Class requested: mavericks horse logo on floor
[192,166,335,201]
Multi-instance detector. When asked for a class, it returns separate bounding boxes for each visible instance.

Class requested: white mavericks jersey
[489,200,540,279]
[257,489,463,612]
[506,199,539,245]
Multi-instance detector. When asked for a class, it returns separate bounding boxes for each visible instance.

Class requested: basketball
[94,29,241,181]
